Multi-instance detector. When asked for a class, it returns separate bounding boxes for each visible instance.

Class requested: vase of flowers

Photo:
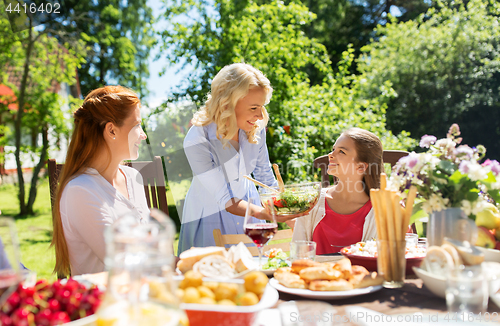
[390,124,500,246]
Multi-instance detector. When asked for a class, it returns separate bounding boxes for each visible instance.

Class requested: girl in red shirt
[292,128,383,254]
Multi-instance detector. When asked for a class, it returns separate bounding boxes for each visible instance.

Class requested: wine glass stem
[258,245,264,269]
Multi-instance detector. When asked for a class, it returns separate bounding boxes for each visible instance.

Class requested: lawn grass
[0,181,56,281]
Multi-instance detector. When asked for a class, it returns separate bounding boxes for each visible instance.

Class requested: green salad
[262,249,289,270]
[271,188,320,214]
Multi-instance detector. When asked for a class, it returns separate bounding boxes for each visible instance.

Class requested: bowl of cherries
[0,278,103,326]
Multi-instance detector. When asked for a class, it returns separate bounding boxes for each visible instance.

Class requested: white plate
[269,278,382,300]
[254,257,290,276]
[181,283,279,312]
[412,266,446,298]
[476,246,500,262]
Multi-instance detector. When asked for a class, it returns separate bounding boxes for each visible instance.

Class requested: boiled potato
[182,287,200,303]
[244,271,268,295]
[218,299,237,306]
[214,283,239,301]
[236,292,259,306]
[197,285,215,299]
[203,281,219,292]
[198,297,217,305]
[179,270,203,289]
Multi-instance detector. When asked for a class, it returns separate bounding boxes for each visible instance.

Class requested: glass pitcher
[95,209,186,326]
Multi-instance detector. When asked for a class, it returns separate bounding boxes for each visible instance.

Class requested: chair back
[47,157,169,216]
[313,150,409,188]
[125,156,169,216]
[213,228,293,256]
[48,158,63,210]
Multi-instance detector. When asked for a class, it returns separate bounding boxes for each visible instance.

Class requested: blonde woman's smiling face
[234,87,266,133]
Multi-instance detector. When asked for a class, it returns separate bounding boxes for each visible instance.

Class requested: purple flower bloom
[420,135,437,148]
[455,145,474,158]
[483,159,500,176]
[459,161,470,174]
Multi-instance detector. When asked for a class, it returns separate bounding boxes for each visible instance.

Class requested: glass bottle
[95,209,187,326]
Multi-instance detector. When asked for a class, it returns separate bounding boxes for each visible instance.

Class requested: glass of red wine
[0,216,22,305]
[243,197,278,269]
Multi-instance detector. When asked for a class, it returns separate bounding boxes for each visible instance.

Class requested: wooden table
[272,255,500,325]
[276,278,500,325]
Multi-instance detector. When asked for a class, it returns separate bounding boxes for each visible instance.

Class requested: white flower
[461,200,472,216]
[490,180,500,190]
[467,162,488,181]
[472,200,487,216]
[423,193,449,213]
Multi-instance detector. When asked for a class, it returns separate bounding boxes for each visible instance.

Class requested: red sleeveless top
[312,198,372,255]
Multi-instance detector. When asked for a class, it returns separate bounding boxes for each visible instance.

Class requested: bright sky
[145,0,193,110]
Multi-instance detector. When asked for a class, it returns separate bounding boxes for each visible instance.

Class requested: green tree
[1,8,85,214]
[47,0,155,98]
[158,0,416,183]
[359,0,500,160]
[301,0,431,80]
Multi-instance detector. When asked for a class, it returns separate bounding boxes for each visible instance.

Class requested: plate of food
[257,248,290,276]
[259,182,321,216]
[340,240,425,274]
[270,258,383,300]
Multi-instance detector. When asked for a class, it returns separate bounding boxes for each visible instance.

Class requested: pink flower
[419,135,437,148]
[482,159,500,176]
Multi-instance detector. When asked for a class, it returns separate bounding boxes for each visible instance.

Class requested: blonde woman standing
[178,63,286,253]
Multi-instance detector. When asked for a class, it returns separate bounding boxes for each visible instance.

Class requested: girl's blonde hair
[192,63,273,143]
[51,85,140,278]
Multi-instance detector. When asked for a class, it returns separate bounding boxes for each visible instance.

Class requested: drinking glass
[405,233,418,248]
[291,241,316,261]
[376,239,406,288]
[243,197,278,269]
[0,216,22,305]
[446,265,488,316]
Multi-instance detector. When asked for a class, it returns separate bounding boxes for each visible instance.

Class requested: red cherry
[50,311,71,325]
[35,279,49,291]
[0,314,13,326]
[11,307,33,326]
[35,308,52,326]
[2,291,21,314]
[48,299,61,312]
[19,285,36,299]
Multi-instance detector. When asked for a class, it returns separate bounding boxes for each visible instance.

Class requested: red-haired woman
[51,86,148,277]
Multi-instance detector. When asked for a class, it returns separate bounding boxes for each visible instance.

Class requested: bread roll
[291,259,322,274]
[227,242,258,273]
[309,279,353,291]
[177,247,227,273]
[352,271,384,289]
[275,271,307,289]
[193,255,236,278]
[299,267,343,281]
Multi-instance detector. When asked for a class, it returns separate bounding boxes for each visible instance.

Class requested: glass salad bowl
[258,182,321,216]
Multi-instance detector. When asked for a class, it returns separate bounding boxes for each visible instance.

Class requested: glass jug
[95,209,185,326]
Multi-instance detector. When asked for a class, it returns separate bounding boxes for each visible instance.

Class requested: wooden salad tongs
[272,164,285,193]
[243,175,280,194]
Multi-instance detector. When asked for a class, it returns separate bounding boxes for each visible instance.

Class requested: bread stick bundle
[370,173,417,284]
